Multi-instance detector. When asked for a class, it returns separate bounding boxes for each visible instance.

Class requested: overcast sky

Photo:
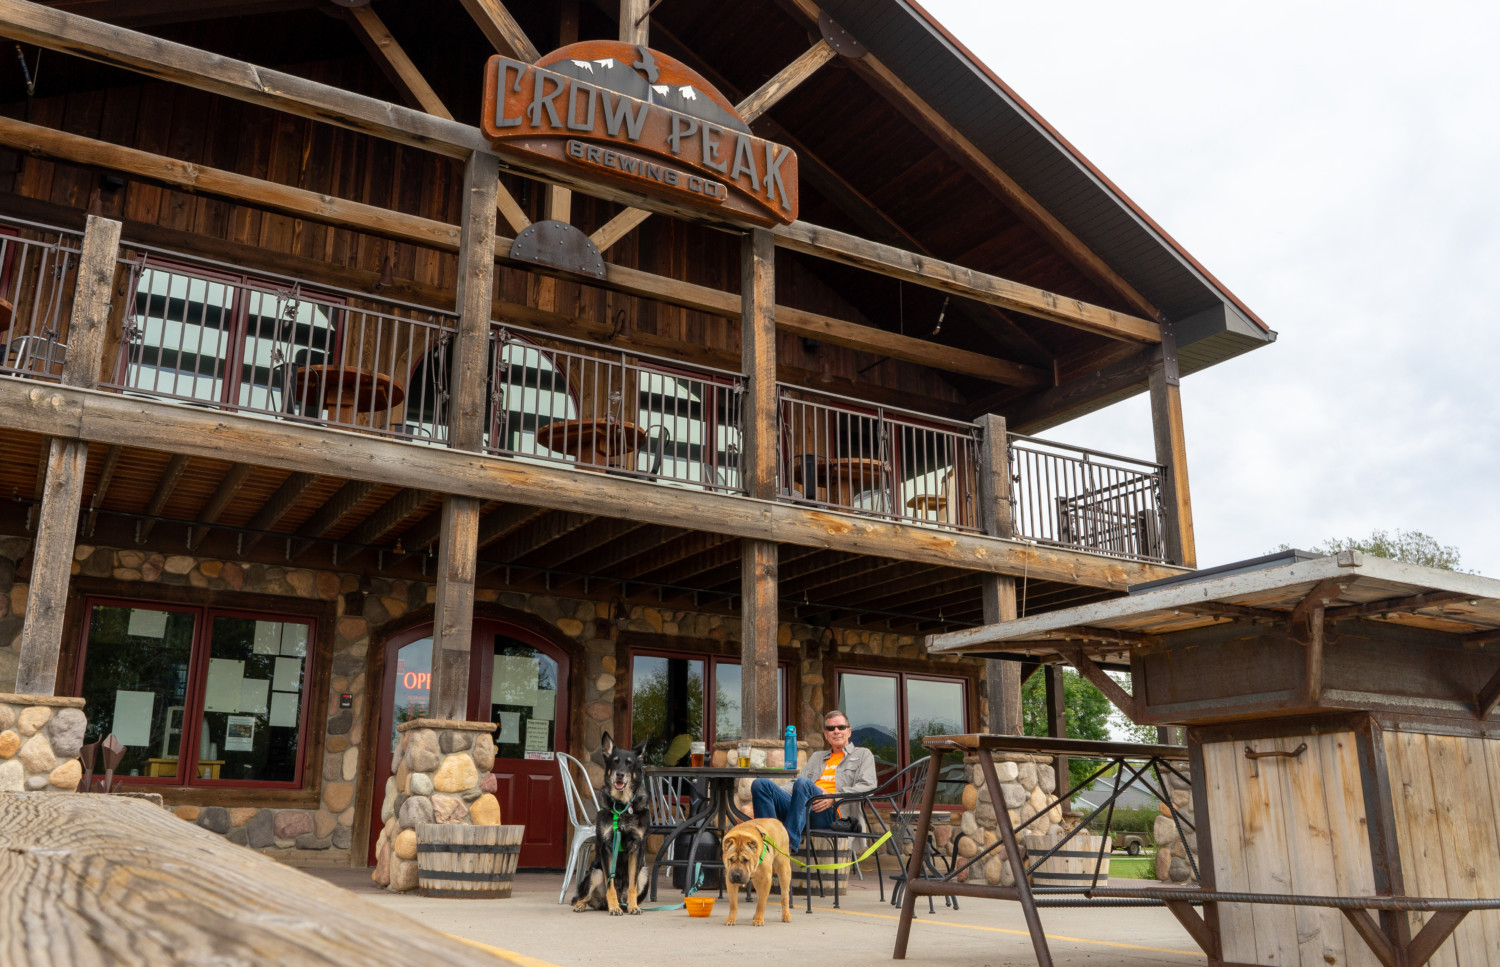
[920,0,1500,577]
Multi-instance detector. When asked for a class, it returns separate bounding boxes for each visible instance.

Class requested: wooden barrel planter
[1020,832,1110,889]
[416,824,524,899]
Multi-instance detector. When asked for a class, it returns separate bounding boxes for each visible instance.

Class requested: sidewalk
[313,867,1205,967]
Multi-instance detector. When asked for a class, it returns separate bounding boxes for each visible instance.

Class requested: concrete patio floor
[309,867,1205,967]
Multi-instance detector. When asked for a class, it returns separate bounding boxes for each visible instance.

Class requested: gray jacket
[800,744,877,818]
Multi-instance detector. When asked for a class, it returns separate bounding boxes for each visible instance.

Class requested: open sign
[402,671,431,691]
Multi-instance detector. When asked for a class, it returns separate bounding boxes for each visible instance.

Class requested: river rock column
[372,719,502,892]
[956,752,1065,886]
[1153,765,1198,885]
[0,693,86,793]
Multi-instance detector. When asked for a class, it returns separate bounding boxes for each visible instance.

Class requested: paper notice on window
[524,719,551,753]
[204,658,244,713]
[269,691,299,728]
[126,609,169,639]
[252,622,281,655]
[533,689,556,721]
[239,678,269,715]
[497,710,522,745]
[492,655,539,705]
[111,690,155,747]
[280,623,307,657]
[272,656,302,693]
[224,715,256,752]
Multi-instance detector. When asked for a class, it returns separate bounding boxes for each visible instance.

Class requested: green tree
[1022,668,1114,788]
[1279,529,1464,571]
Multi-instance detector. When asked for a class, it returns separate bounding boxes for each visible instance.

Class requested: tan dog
[720,817,793,926]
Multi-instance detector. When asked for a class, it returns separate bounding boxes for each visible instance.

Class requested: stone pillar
[1153,764,1198,885]
[372,718,502,892]
[955,751,1062,887]
[0,693,87,792]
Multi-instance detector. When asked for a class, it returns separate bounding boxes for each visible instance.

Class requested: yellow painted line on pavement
[809,906,1206,959]
[451,935,566,967]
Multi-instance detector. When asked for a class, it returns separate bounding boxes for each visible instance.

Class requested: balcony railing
[482,324,745,493]
[100,249,457,443]
[776,385,982,531]
[0,220,83,382]
[1008,434,1166,561]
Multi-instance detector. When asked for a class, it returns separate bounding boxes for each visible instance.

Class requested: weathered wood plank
[0,793,510,966]
[451,151,500,451]
[977,412,1021,733]
[618,0,649,45]
[59,214,122,390]
[0,0,489,159]
[346,6,452,119]
[1203,739,1258,964]
[741,228,776,500]
[1276,734,1352,967]
[1427,735,1494,964]
[1236,733,1300,967]
[430,494,480,721]
[1389,732,1458,967]
[775,220,1160,344]
[15,438,87,695]
[1317,731,1382,967]
[742,539,778,741]
[0,377,1181,588]
[1148,324,1194,566]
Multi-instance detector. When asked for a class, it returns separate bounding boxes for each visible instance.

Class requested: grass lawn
[1107,854,1157,880]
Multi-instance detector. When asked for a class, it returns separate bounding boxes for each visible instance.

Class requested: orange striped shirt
[816,750,844,796]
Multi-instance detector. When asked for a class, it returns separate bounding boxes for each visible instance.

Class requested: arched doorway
[370,618,571,868]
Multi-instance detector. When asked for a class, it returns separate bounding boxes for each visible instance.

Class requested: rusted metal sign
[482,41,798,227]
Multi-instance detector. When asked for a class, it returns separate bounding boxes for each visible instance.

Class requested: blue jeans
[751,777,836,852]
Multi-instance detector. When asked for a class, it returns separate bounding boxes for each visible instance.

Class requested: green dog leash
[604,801,702,912]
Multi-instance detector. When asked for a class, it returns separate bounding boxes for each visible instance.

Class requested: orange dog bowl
[685,896,715,917]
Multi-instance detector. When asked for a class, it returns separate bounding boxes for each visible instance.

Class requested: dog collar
[611,801,628,832]
[759,839,770,864]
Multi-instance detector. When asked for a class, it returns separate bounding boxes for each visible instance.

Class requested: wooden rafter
[782,0,1163,323]
[488,511,594,566]
[526,517,648,571]
[1288,578,1350,639]
[1324,590,1471,623]
[82,443,122,536]
[241,471,317,552]
[1476,665,1500,721]
[590,37,837,253]
[584,525,688,574]
[641,538,740,586]
[187,462,253,549]
[1180,601,1286,623]
[1058,645,1136,720]
[289,480,379,558]
[457,0,540,62]
[137,453,190,540]
[341,488,431,549]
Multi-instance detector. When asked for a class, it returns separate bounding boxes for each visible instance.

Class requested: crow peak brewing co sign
[482,41,798,227]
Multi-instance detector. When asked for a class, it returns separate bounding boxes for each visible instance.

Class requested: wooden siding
[1202,732,1379,967]
[1386,731,1500,967]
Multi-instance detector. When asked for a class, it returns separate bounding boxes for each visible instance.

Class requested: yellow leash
[765,830,892,870]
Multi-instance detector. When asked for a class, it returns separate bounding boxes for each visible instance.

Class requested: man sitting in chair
[750,710,876,853]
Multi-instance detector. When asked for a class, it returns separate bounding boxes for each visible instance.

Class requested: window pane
[128,269,233,402]
[240,291,335,412]
[202,616,310,782]
[78,605,196,779]
[393,637,432,757]
[631,655,703,765]
[714,662,783,741]
[489,637,560,761]
[838,673,900,774]
[907,678,966,802]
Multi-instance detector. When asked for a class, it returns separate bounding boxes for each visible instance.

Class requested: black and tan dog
[573,732,651,915]
[721,817,793,926]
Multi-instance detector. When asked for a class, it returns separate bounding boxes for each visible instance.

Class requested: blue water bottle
[784,725,797,769]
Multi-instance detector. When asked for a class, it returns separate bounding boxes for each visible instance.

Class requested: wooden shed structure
[928,552,1500,967]
[0,0,1271,874]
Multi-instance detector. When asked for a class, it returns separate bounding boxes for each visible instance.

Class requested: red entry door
[370,621,570,869]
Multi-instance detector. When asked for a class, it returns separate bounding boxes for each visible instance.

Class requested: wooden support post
[1149,322,1196,567]
[15,214,119,696]
[1044,664,1068,791]
[740,228,778,741]
[619,0,649,45]
[977,413,1021,734]
[428,152,497,718]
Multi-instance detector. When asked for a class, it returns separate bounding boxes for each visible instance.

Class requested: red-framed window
[73,598,315,788]
[835,667,969,803]
[627,648,787,765]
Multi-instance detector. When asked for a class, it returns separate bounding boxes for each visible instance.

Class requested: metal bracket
[819,12,866,58]
[1245,741,1307,778]
[509,220,606,279]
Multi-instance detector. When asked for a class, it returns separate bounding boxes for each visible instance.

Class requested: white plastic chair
[557,752,601,904]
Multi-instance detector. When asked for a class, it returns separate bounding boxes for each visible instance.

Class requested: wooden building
[0,0,1271,869]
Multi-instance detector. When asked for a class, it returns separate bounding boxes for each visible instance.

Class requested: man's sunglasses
[824,724,850,731]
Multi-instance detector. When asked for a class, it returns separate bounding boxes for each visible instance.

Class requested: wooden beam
[346,5,452,119]
[60,214,122,390]
[1324,590,1471,623]
[136,453,190,540]
[526,518,647,570]
[15,439,87,696]
[429,495,480,721]
[457,0,540,62]
[242,471,317,551]
[742,229,777,500]
[976,412,1022,734]
[1163,901,1220,960]
[1180,601,1286,623]
[1004,346,1154,435]
[742,539,779,740]
[1059,646,1135,721]
[0,379,1185,588]
[0,1,488,159]
[187,462,253,549]
[782,0,1162,323]
[83,443,122,536]
[341,488,431,548]
[452,152,501,451]
[589,526,689,574]
[492,512,593,563]
[1148,323,1194,566]
[639,537,739,587]
[775,221,1159,344]
[1475,665,1500,721]
[619,0,649,45]
[290,480,379,558]
[1289,578,1351,636]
